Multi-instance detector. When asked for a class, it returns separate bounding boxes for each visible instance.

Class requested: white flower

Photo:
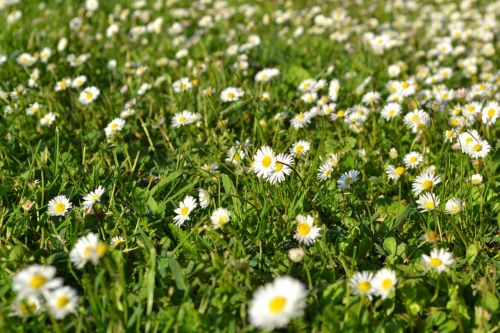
[252,146,276,179]
[268,153,294,185]
[445,198,463,215]
[416,193,440,212]
[421,248,454,273]
[290,140,310,157]
[381,103,401,121]
[403,151,423,169]
[210,207,231,228]
[105,118,125,137]
[349,271,375,299]
[46,286,79,319]
[249,276,307,330]
[171,110,200,127]
[337,170,360,190]
[220,87,244,102]
[411,171,441,195]
[40,113,56,126]
[293,214,321,246]
[173,195,198,226]
[198,188,210,209]
[47,195,72,216]
[255,68,280,82]
[79,86,100,105]
[172,77,192,93]
[85,0,99,12]
[11,296,41,317]
[288,248,305,263]
[317,162,334,181]
[386,165,405,181]
[70,232,107,269]
[12,265,63,298]
[82,186,105,210]
[71,75,87,88]
[372,268,397,299]
[17,53,37,67]
[471,174,483,185]
[110,236,125,248]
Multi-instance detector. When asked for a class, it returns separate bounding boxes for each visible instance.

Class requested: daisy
[421,248,454,273]
[481,101,499,125]
[12,265,63,297]
[290,112,312,129]
[381,102,401,121]
[293,214,321,246]
[471,174,483,185]
[46,286,79,319]
[386,165,405,181]
[445,198,463,215]
[220,87,244,102]
[255,68,280,82]
[71,75,87,88]
[210,207,231,228]
[79,86,100,105]
[172,77,192,93]
[11,296,41,317]
[465,139,491,159]
[171,110,199,128]
[17,53,37,67]
[288,248,305,263]
[337,170,360,190]
[298,79,317,92]
[290,140,310,157]
[54,78,71,92]
[317,162,334,181]
[248,276,307,330]
[198,188,210,208]
[403,109,430,132]
[70,232,108,269]
[403,151,423,169]
[110,236,125,248]
[225,147,246,165]
[173,195,198,226]
[252,146,276,179]
[372,268,397,299]
[268,153,294,185]
[362,91,380,105]
[26,102,41,116]
[104,118,125,138]
[201,163,219,174]
[82,186,105,210]
[416,193,440,212]
[40,113,56,126]
[47,195,72,217]
[349,271,375,299]
[411,171,441,195]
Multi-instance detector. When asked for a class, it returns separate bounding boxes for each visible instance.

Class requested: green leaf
[383,237,397,256]
[168,255,187,291]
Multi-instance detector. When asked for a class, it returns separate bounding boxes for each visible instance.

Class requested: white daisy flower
[105,118,125,138]
[445,198,463,215]
[293,214,321,246]
[416,193,440,212]
[198,188,210,209]
[70,232,108,269]
[252,146,276,179]
[372,268,397,299]
[290,140,310,157]
[12,265,63,298]
[40,113,56,126]
[210,207,231,228]
[268,153,294,185]
[337,170,360,190]
[46,286,79,319]
[173,195,198,226]
[82,186,105,210]
[220,87,244,102]
[386,165,405,181]
[421,248,454,273]
[47,195,72,217]
[349,271,375,300]
[411,171,441,195]
[403,151,423,169]
[79,86,100,105]
[249,276,307,330]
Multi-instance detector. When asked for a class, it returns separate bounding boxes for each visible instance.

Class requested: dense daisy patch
[0,0,499,332]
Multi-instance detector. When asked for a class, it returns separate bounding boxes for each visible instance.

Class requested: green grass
[0,0,499,332]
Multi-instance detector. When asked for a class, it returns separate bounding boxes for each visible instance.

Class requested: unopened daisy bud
[389,148,398,159]
[288,248,304,263]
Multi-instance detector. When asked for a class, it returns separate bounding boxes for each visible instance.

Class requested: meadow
[0,0,499,332]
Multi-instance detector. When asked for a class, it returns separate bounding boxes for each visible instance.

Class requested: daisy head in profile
[79,86,100,105]
[70,232,108,269]
[82,186,105,211]
[210,207,231,228]
[11,296,41,317]
[416,193,440,212]
[47,195,72,217]
[293,214,321,246]
[421,248,454,273]
[248,276,307,330]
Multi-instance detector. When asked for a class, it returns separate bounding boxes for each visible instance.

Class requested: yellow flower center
[53,202,66,213]
[295,145,303,153]
[18,301,37,315]
[402,82,410,89]
[85,92,93,100]
[178,116,186,124]
[297,113,305,120]
[275,162,283,172]
[91,193,100,202]
[55,296,70,309]
[297,223,311,236]
[358,281,371,292]
[217,216,228,226]
[269,296,287,313]
[411,114,419,121]
[227,92,235,99]
[337,110,344,117]
[388,109,395,116]
[344,177,352,185]
[180,82,187,89]
[83,245,92,258]
[395,167,405,175]
[96,243,107,256]
[262,156,272,168]
[424,201,435,209]
[382,279,393,289]
[429,258,442,267]
[29,275,47,289]
[180,207,189,216]
[409,157,417,163]
[472,144,482,152]
[110,123,119,130]
[487,108,495,117]
[450,118,460,127]
[422,180,433,190]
